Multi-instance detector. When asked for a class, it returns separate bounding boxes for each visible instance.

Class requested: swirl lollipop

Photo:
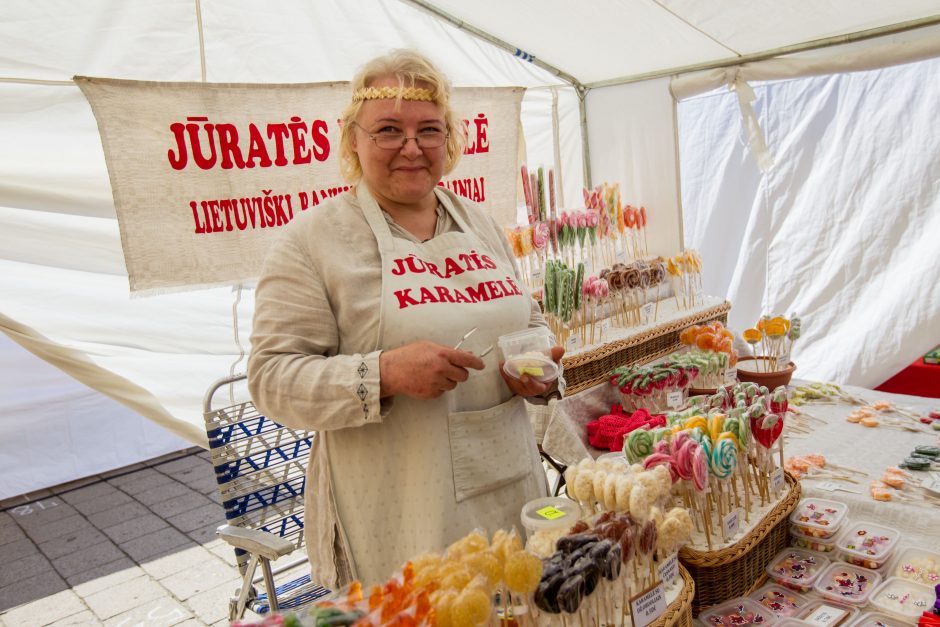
[624,428,653,464]
[710,438,737,479]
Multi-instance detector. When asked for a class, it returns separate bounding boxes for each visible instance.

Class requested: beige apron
[326,185,547,585]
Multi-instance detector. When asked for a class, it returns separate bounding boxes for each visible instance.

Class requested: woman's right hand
[379,340,485,399]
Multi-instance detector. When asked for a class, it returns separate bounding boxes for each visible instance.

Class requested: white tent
[2,0,939,498]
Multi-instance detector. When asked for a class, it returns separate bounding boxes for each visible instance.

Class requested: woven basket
[562,301,731,395]
[678,472,802,617]
[654,565,696,627]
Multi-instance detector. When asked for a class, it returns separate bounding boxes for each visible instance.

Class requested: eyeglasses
[354,123,448,150]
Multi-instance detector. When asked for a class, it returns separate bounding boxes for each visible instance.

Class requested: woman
[248,49,562,587]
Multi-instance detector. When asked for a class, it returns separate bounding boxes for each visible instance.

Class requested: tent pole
[578,86,592,190]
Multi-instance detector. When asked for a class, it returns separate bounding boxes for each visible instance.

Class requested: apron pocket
[448,395,532,502]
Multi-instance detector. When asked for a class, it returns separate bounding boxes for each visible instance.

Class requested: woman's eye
[377,127,401,135]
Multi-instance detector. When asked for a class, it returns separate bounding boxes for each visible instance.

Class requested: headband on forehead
[351,86,435,102]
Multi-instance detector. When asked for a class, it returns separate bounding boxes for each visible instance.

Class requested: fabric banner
[76,77,522,293]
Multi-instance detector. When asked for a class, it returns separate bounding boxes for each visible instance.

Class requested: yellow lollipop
[708,413,726,442]
[764,321,786,338]
[491,529,523,564]
[440,563,473,591]
[451,585,491,627]
[717,430,740,450]
[684,415,708,432]
[447,531,489,559]
[742,328,762,344]
[461,550,501,591]
[431,589,458,627]
[503,551,543,594]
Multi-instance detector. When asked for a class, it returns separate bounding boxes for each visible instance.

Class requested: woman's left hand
[500,345,565,398]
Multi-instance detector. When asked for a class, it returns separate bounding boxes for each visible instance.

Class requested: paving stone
[111,470,176,496]
[206,491,222,505]
[47,609,102,626]
[149,491,215,519]
[102,595,193,626]
[21,513,89,543]
[0,530,30,554]
[146,449,199,467]
[70,560,143,597]
[39,525,109,560]
[133,482,195,507]
[139,543,211,580]
[86,501,150,530]
[0,570,68,614]
[152,454,206,475]
[0,511,15,528]
[0,552,54,588]
[9,500,78,530]
[102,513,168,544]
[98,463,147,480]
[72,491,134,517]
[207,541,239,567]
[83,575,166,621]
[120,527,191,563]
[53,540,126,579]
[59,481,122,506]
[167,504,222,534]
[187,476,221,496]
[186,522,222,546]
[0,588,87,626]
[159,555,238,601]
[183,580,239,625]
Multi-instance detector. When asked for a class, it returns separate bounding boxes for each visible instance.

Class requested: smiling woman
[247,49,564,588]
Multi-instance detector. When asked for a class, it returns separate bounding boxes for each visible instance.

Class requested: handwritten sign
[531,267,543,282]
[723,368,737,386]
[776,352,791,371]
[629,582,667,627]
[642,302,654,324]
[723,509,740,541]
[566,335,581,351]
[770,468,785,493]
[802,603,854,627]
[657,552,679,586]
[666,390,684,409]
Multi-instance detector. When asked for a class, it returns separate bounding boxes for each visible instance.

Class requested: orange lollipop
[696,332,717,351]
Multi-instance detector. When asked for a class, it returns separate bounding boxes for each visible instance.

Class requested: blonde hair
[339,49,466,182]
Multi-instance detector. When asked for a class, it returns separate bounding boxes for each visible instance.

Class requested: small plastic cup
[698,598,778,627]
[790,525,839,553]
[834,521,900,571]
[812,562,882,605]
[766,547,831,592]
[796,599,860,627]
[868,577,936,622]
[749,582,812,618]
[520,496,581,538]
[498,327,558,383]
[788,498,849,539]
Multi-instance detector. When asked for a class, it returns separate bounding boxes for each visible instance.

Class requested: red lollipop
[752,413,784,449]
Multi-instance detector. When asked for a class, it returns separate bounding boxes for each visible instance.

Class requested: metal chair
[203,373,330,620]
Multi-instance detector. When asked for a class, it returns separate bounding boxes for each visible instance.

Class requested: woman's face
[351,77,447,211]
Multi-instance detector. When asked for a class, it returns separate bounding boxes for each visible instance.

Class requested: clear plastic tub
[749,583,812,618]
[796,600,860,627]
[888,545,940,586]
[773,620,814,627]
[520,496,581,536]
[812,562,882,605]
[868,577,936,622]
[790,525,839,553]
[698,598,778,627]
[847,612,911,627]
[835,521,900,571]
[766,547,831,592]
[789,498,849,539]
[498,327,558,383]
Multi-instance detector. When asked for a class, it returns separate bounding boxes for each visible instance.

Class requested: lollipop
[691,445,709,491]
[556,574,585,614]
[624,428,653,464]
[504,551,543,594]
[710,438,738,479]
[615,474,634,512]
[532,221,550,253]
[451,585,491,626]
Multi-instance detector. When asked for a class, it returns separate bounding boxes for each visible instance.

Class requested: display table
[875,356,940,398]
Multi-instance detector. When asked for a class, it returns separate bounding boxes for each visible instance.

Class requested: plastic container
[749,583,812,618]
[772,620,814,627]
[790,525,839,553]
[698,597,778,627]
[520,496,581,536]
[789,498,849,539]
[498,327,558,383]
[888,545,940,586]
[868,577,936,622]
[847,612,911,627]
[796,600,860,627]
[812,562,882,605]
[766,547,831,592]
[835,522,900,571]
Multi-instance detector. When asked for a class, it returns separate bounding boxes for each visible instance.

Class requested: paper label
[723,368,737,386]
[566,335,581,351]
[816,481,838,492]
[666,390,684,409]
[642,302,654,324]
[802,604,853,627]
[656,552,679,585]
[600,318,612,342]
[770,468,785,493]
[722,509,740,541]
[776,352,791,371]
[531,267,543,282]
[535,505,567,521]
[923,478,940,495]
[629,582,667,627]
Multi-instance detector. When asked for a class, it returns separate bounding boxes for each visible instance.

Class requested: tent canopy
[2,0,938,498]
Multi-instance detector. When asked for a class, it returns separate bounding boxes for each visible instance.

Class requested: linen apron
[326,186,547,585]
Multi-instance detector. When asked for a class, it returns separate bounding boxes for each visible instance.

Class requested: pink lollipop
[673,439,695,481]
[691,445,709,491]
[532,221,549,251]
[643,452,678,483]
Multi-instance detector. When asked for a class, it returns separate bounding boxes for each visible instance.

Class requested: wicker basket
[655,565,696,627]
[678,472,802,617]
[562,301,731,395]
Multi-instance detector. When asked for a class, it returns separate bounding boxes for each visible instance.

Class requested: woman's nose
[399,136,423,157]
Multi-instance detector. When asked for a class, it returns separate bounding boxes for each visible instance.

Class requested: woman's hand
[501,345,565,398]
[380,341,484,399]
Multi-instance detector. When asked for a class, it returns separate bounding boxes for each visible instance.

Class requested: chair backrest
[203,373,313,574]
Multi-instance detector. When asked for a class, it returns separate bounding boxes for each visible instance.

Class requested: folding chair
[204,373,330,621]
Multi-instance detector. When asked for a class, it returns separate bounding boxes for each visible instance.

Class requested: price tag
[566,335,581,351]
[922,477,940,495]
[656,552,679,586]
[531,267,543,282]
[816,481,839,492]
[629,582,667,627]
[642,302,654,324]
[723,368,737,386]
[776,352,791,371]
[666,390,684,409]
[770,468,785,493]
[535,505,567,521]
[722,509,740,541]
[802,604,853,627]
[600,318,612,341]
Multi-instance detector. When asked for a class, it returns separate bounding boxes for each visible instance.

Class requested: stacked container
[834,521,900,572]
[789,498,849,543]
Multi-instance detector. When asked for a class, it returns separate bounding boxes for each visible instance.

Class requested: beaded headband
[352,86,434,102]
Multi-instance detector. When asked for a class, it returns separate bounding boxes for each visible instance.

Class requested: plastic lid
[766,547,831,588]
[749,583,811,618]
[772,620,814,627]
[698,598,777,627]
[868,577,936,620]
[888,544,940,585]
[847,612,910,627]
[812,562,882,605]
[520,496,581,532]
[503,353,559,383]
[788,498,849,534]
[796,600,860,627]
[790,525,838,544]
[835,521,901,562]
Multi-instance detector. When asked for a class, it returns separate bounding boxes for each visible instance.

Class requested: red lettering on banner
[434,286,456,303]
[418,287,438,305]
[462,114,489,155]
[437,176,486,202]
[246,124,273,168]
[395,289,420,309]
[311,119,330,161]
[216,124,246,169]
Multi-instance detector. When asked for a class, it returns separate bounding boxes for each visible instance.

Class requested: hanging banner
[76,77,522,293]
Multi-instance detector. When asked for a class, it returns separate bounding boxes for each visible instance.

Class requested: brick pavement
[0,449,255,627]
